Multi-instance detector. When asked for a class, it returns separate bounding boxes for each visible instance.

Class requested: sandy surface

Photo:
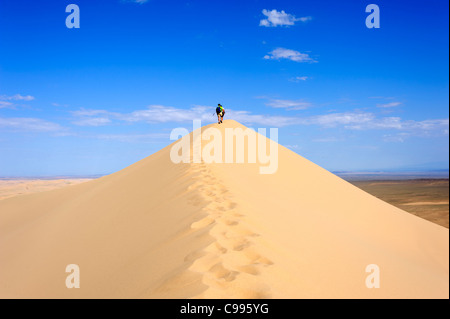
[0,120,448,298]
[0,179,92,201]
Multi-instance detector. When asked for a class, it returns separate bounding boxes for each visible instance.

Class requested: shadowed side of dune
[0,143,221,298]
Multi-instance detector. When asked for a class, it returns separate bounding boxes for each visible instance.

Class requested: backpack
[216,107,221,113]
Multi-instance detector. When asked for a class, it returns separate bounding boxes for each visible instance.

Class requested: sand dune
[0,120,448,298]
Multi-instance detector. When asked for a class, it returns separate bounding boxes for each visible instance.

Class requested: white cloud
[305,112,375,127]
[294,112,448,137]
[52,102,69,107]
[0,101,13,108]
[71,109,114,117]
[123,0,149,4]
[297,16,313,22]
[346,117,449,133]
[407,119,449,133]
[312,137,341,142]
[266,99,311,110]
[259,9,311,27]
[0,117,64,132]
[364,117,403,130]
[383,133,410,142]
[264,48,317,63]
[71,109,120,126]
[377,102,402,108]
[0,94,35,101]
[69,106,449,138]
[71,105,214,126]
[96,133,168,143]
[229,110,298,127]
[70,105,298,127]
[369,96,396,100]
[121,105,212,123]
[73,117,112,127]
[289,76,309,82]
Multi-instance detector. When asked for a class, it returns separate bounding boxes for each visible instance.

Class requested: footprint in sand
[209,263,238,282]
[182,163,274,298]
[233,241,251,251]
[187,195,204,206]
[210,242,227,254]
[191,216,215,229]
[236,265,260,275]
[184,250,207,262]
[222,218,239,226]
[242,249,274,266]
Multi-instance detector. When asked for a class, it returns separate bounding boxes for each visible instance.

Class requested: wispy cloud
[71,109,114,117]
[229,111,297,127]
[122,105,212,123]
[312,137,341,143]
[289,76,309,82]
[305,113,449,137]
[71,105,213,126]
[266,99,311,110]
[0,117,64,132]
[71,109,119,126]
[259,9,311,27]
[0,94,35,110]
[264,48,317,63]
[122,105,299,127]
[0,94,35,101]
[377,102,402,108]
[0,101,13,108]
[52,102,69,108]
[369,96,396,100]
[406,119,449,133]
[122,0,149,4]
[73,117,112,127]
[304,112,374,127]
[96,133,168,143]
[71,105,297,128]
[69,106,449,139]
[383,133,410,143]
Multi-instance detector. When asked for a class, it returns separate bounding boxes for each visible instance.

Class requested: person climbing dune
[216,103,225,124]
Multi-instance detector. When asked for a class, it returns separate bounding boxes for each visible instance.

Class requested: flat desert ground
[351,179,449,228]
[0,179,93,201]
[0,120,448,298]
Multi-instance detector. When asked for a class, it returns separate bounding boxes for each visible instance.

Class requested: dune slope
[0,120,448,298]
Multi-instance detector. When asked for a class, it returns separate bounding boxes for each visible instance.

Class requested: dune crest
[0,120,448,298]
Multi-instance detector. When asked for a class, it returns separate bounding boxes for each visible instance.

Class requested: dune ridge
[0,120,448,298]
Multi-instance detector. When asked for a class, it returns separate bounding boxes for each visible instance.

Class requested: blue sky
[0,0,448,176]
